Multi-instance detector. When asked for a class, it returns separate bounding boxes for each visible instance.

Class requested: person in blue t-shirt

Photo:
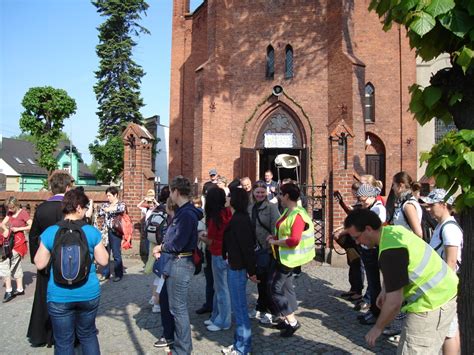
[34,189,109,355]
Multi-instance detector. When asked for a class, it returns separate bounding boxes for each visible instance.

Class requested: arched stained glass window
[266,45,275,79]
[285,45,293,78]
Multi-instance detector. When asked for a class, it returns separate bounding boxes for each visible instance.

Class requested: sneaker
[13,289,25,297]
[221,345,235,354]
[280,321,301,337]
[248,309,260,319]
[152,304,161,313]
[259,313,275,325]
[196,307,212,315]
[154,337,174,348]
[98,275,109,282]
[149,296,156,305]
[204,319,213,326]
[359,314,377,325]
[357,312,371,321]
[340,291,357,299]
[273,320,289,330]
[354,301,370,311]
[113,276,122,282]
[207,324,230,332]
[2,291,15,303]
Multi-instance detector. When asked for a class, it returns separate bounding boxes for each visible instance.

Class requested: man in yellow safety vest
[343,208,458,354]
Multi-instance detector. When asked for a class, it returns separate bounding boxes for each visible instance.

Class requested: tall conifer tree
[90,0,149,182]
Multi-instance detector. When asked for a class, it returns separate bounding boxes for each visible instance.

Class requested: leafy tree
[369,0,474,352]
[90,0,149,183]
[19,86,77,174]
[89,137,124,183]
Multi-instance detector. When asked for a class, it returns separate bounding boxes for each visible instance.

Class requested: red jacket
[208,207,232,256]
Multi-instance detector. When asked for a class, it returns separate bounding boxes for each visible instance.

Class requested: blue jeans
[159,279,175,341]
[102,230,123,278]
[210,255,231,329]
[228,269,251,354]
[167,256,194,355]
[47,297,100,355]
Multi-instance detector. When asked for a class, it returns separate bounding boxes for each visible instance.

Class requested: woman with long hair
[221,188,258,355]
[202,187,233,332]
[247,180,280,324]
[392,172,423,238]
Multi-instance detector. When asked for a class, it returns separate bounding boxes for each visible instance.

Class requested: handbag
[1,232,14,260]
[192,247,203,275]
[112,214,124,236]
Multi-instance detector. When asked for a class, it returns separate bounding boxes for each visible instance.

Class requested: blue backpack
[51,220,92,287]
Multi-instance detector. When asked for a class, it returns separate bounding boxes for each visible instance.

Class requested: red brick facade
[169,1,417,237]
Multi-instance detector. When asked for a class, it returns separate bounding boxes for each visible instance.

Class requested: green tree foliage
[19,86,77,174]
[370,1,474,352]
[89,137,124,183]
[90,0,149,183]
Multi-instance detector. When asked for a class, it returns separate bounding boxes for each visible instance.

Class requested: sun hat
[420,188,454,205]
[144,189,155,202]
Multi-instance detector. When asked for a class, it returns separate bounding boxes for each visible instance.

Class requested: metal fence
[300,182,327,262]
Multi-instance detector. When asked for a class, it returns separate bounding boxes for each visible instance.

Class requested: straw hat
[144,189,155,202]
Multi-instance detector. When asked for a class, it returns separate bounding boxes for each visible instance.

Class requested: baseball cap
[420,188,454,205]
[209,168,217,176]
[356,183,380,198]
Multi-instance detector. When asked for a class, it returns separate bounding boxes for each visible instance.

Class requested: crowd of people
[0,167,464,355]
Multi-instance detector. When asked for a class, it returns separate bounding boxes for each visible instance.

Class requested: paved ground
[1,258,398,354]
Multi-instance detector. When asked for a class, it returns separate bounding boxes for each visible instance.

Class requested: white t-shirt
[393,198,422,232]
[429,216,463,272]
[140,207,155,221]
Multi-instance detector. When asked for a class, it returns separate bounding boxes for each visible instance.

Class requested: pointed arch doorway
[240,109,307,184]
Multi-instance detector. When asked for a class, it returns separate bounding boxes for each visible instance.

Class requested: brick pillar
[122,123,155,241]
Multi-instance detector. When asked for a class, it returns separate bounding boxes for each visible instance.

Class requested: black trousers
[347,253,364,295]
[202,249,214,310]
[360,247,381,317]
[268,261,297,317]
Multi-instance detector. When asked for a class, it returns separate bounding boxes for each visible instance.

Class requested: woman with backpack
[33,189,109,355]
[423,189,463,355]
[391,172,423,238]
[0,196,31,303]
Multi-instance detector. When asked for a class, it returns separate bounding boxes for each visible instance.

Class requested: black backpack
[145,206,168,244]
[51,219,92,287]
[402,199,437,243]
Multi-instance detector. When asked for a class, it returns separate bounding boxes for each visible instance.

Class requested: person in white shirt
[422,188,462,355]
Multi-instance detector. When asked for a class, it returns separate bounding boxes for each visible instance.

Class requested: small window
[27,158,36,165]
[364,83,375,123]
[435,118,457,143]
[14,157,24,164]
[285,45,293,78]
[63,163,71,173]
[266,45,275,79]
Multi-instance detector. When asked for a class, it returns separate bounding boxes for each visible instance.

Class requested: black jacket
[222,211,256,276]
[29,199,63,263]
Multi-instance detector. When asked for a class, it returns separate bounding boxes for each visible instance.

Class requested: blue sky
[1,0,203,164]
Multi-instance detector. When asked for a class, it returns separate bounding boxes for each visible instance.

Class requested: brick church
[168,0,418,231]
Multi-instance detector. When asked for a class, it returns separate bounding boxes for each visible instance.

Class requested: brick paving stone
[0,259,398,354]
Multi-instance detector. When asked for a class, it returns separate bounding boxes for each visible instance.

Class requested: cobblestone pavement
[0,259,398,354]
